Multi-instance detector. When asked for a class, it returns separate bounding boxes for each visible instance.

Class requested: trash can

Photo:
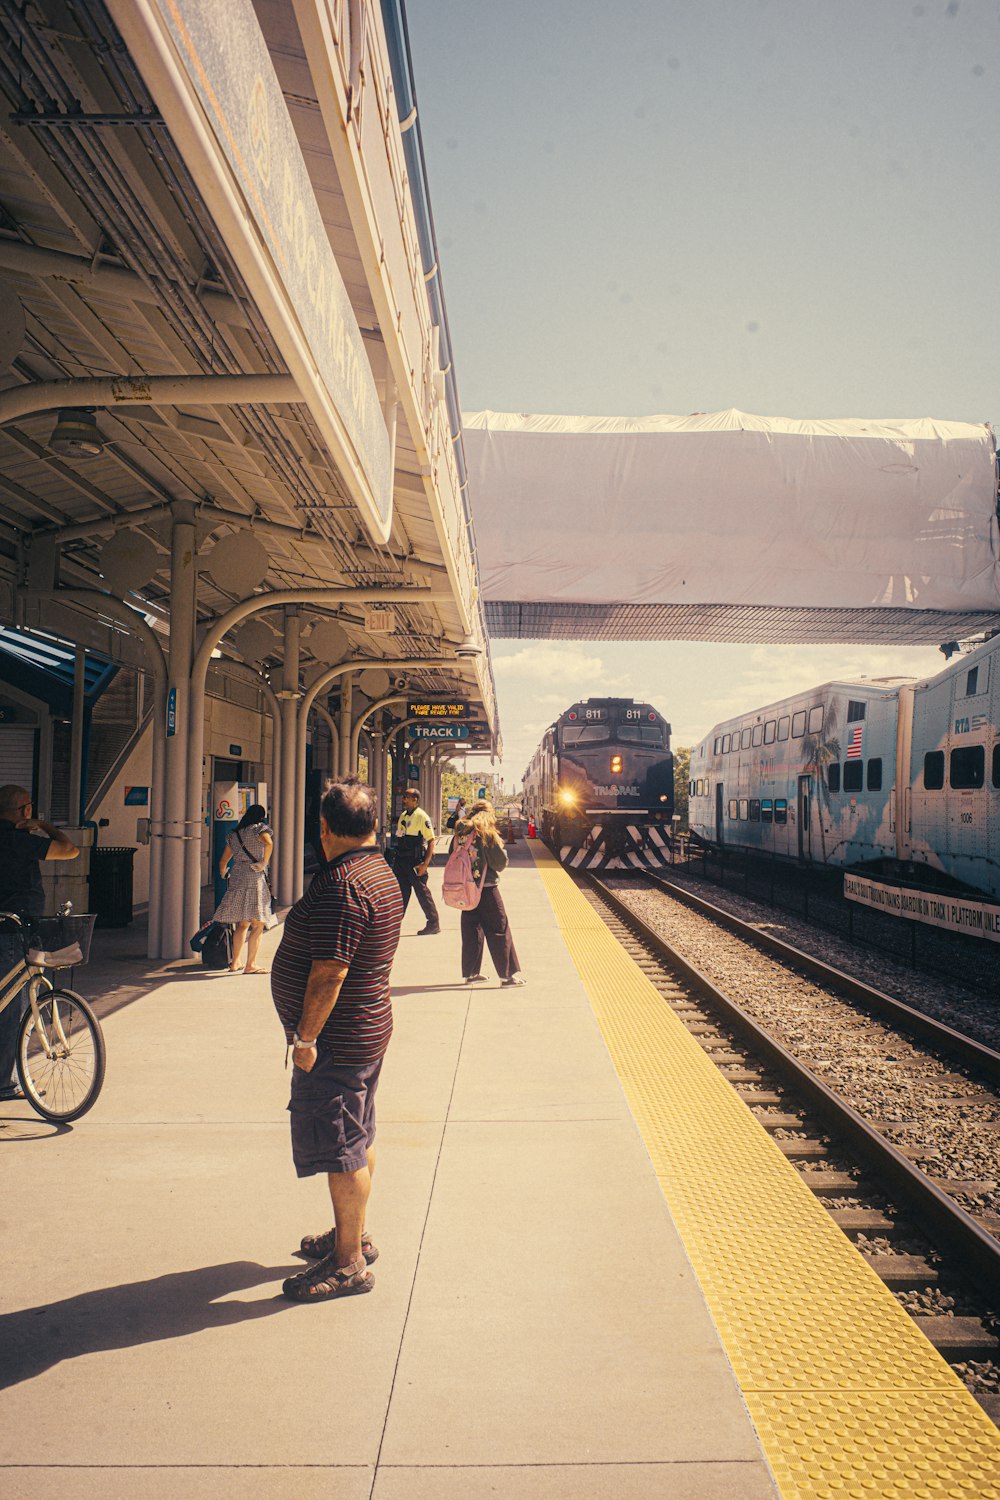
[88,846,136,928]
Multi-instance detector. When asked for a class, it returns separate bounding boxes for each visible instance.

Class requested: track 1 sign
[408,724,470,740]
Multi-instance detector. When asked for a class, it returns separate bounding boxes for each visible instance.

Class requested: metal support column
[339,672,354,777]
[371,726,386,841]
[278,608,301,906]
[417,744,432,810]
[68,644,86,824]
[162,500,197,959]
[432,750,444,830]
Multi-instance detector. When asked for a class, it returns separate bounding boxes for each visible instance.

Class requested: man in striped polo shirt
[271,777,403,1302]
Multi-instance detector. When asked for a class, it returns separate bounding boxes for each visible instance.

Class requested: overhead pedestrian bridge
[464,409,1000,643]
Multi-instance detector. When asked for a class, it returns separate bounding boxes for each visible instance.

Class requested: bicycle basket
[27,913,98,968]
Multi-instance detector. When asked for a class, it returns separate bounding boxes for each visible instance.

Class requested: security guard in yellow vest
[391,788,440,934]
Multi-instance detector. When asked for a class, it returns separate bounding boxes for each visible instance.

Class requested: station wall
[91,680,275,910]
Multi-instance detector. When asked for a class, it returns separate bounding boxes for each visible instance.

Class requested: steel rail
[581,871,1000,1303]
[645,870,1000,1085]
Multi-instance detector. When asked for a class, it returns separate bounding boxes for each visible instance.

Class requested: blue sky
[405,0,1000,782]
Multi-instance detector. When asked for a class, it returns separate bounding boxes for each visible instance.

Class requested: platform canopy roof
[0,0,498,744]
[465,410,1000,644]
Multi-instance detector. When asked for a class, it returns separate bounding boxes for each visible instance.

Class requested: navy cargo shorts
[288,1049,384,1178]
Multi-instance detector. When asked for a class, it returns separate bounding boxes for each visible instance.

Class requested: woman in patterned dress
[214,804,274,974]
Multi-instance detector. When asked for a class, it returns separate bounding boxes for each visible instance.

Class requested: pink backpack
[442,833,488,910]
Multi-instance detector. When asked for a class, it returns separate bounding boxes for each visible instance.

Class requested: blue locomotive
[522,698,675,868]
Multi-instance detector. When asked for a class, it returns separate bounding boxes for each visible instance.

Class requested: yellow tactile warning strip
[529,842,1000,1500]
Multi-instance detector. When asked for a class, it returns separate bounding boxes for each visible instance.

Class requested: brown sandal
[299,1227,378,1264]
[281,1254,373,1301]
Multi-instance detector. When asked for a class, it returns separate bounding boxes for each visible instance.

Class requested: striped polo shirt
[271,848,404,1064]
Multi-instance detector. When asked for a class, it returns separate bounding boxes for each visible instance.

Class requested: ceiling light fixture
[50,408,104,458]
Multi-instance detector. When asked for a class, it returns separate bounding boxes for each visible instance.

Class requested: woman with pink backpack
[446,801,524,987]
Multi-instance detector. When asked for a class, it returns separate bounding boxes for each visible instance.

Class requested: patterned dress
[213,823,274,924]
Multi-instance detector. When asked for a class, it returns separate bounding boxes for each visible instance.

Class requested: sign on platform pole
[407,724,470,740]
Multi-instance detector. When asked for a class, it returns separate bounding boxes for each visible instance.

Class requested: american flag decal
[846,726,863,760]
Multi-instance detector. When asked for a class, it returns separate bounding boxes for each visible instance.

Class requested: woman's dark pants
[461,887,520,980]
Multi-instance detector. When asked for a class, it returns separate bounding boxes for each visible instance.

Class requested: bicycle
[0,911,105,1122]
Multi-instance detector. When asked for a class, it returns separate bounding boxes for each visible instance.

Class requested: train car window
[750,799,760,820]
[751,724,763,746]
[714,736,721,755]
[618,723,666,744]
[843,761,863,792]
[722,734,731,753]
[740,727,751,749]
[761,799,773,822]
[777,716,790,741]
[964,666,979,696]
[699,779,706,796]
[950,745,985,790]
[791,711,806,738]
[763,720,776,744]
[993,745,1000,789]
[924,751,944,790]
[728,799,738,819]
[847,700,866,722]
[827,764,841,792]
[560,725,610,745]
[739,799,749,820]
[866,758,883,791]
[808,705,824,734]
[774,799,788,824]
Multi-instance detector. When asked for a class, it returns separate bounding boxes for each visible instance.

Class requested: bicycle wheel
[16,987,106,1122]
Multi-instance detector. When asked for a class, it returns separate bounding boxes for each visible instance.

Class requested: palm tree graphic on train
[801,694,841,865]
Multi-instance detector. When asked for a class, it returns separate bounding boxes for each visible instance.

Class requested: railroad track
[646,869,1000,1080]
[577,870,1000,1421]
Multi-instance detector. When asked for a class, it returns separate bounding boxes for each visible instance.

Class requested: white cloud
[489,638,952,774]
[494,644,607,681]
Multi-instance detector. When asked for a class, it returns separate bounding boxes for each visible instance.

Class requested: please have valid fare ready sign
[408,724,470,740]
[407,701,472,719]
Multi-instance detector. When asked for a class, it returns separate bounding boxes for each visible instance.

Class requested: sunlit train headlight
[558,789,577,806]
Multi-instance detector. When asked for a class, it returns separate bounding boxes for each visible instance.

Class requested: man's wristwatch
[293,1033,317,1048]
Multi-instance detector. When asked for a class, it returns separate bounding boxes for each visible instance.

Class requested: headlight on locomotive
[558,788,577,806]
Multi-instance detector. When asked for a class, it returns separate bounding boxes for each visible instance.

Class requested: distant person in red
[0,785,79,1101]
[270,778,403,1302]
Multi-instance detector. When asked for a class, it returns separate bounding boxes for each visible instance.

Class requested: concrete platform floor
[0,844,777,1499]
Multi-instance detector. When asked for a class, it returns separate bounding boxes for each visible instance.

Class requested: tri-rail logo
[593,783,640,796]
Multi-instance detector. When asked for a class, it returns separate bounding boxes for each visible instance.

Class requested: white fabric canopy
[463,410,1000,614]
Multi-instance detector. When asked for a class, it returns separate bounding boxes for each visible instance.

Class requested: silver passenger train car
[688,634,1000,903]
